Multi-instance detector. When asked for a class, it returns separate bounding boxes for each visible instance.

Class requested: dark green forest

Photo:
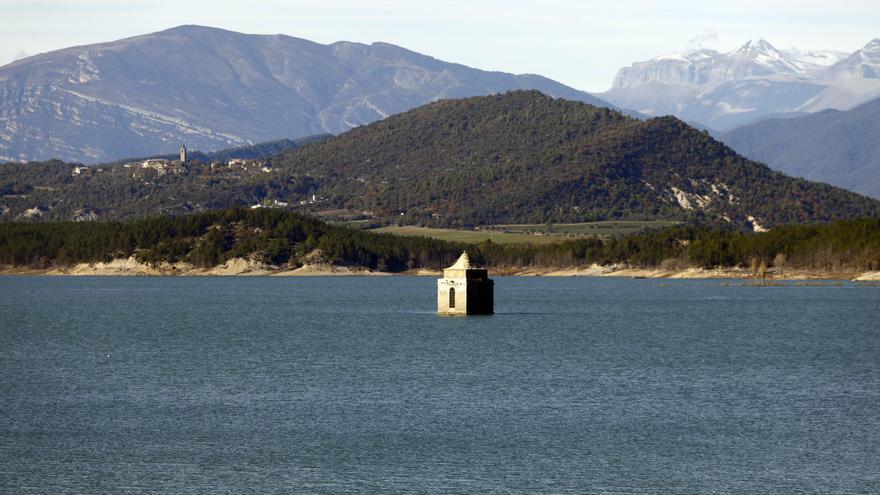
[269,91,880,227]
[1,208,878,272]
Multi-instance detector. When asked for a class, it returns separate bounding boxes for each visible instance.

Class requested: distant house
[298,194,327,206]
[141,158,169,167]
[137,158,186,176]
[71,166,92,176]
[140,158,172,175]
[251,199,289,209]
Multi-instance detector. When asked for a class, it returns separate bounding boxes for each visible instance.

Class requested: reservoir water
[1,276,878,493]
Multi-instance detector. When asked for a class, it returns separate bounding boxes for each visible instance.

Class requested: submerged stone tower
[437,252,494,315]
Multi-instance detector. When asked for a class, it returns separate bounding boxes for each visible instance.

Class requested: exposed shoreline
[2,257,879,281]
[0,257,384,277]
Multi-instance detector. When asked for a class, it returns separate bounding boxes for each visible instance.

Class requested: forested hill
[272,91,879,228]
[2,91,879,227]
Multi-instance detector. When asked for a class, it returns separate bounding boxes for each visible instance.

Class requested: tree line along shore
[1,208,878,279]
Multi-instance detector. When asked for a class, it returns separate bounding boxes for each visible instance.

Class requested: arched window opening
[449,287,456,308]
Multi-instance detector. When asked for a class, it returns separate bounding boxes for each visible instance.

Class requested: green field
[371,221,678,244]
[371,226,559,244]
[495,220,680,237]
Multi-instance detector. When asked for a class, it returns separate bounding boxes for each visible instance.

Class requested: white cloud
[688,30,720,50]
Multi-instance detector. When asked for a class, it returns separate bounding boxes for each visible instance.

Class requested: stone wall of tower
[465,279,494,314]
[437,269,494,315]
[437,278,467,315]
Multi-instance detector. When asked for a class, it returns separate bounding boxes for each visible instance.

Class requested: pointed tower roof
[448,251,472,270]
[442,251,487,280]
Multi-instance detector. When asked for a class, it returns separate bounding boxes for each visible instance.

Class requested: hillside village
[118,157,273,177]
[2,144,313,221]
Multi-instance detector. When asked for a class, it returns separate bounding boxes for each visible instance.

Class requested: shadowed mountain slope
[721,97,880,199]
[0,25,620,164]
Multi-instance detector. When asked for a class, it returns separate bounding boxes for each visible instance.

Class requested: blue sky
[1,0,878,91]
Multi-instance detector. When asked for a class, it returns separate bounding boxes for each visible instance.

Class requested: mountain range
[720,96,880,198]
[600,38,880,130]
[3,27,879,212]
[0,25,620,164]
[3,92,877,227]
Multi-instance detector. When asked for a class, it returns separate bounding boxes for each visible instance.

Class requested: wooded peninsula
[1,208,878,278]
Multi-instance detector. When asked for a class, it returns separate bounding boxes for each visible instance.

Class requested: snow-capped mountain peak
[785,48,847,68]
[601,37,880,130]
[610,38,862,91]
[737,38,775,53]
[861,38,880,59]
[729,38,802,75]
[610,38,824,90]
[824,38,880,80]
[734,39,785,62]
